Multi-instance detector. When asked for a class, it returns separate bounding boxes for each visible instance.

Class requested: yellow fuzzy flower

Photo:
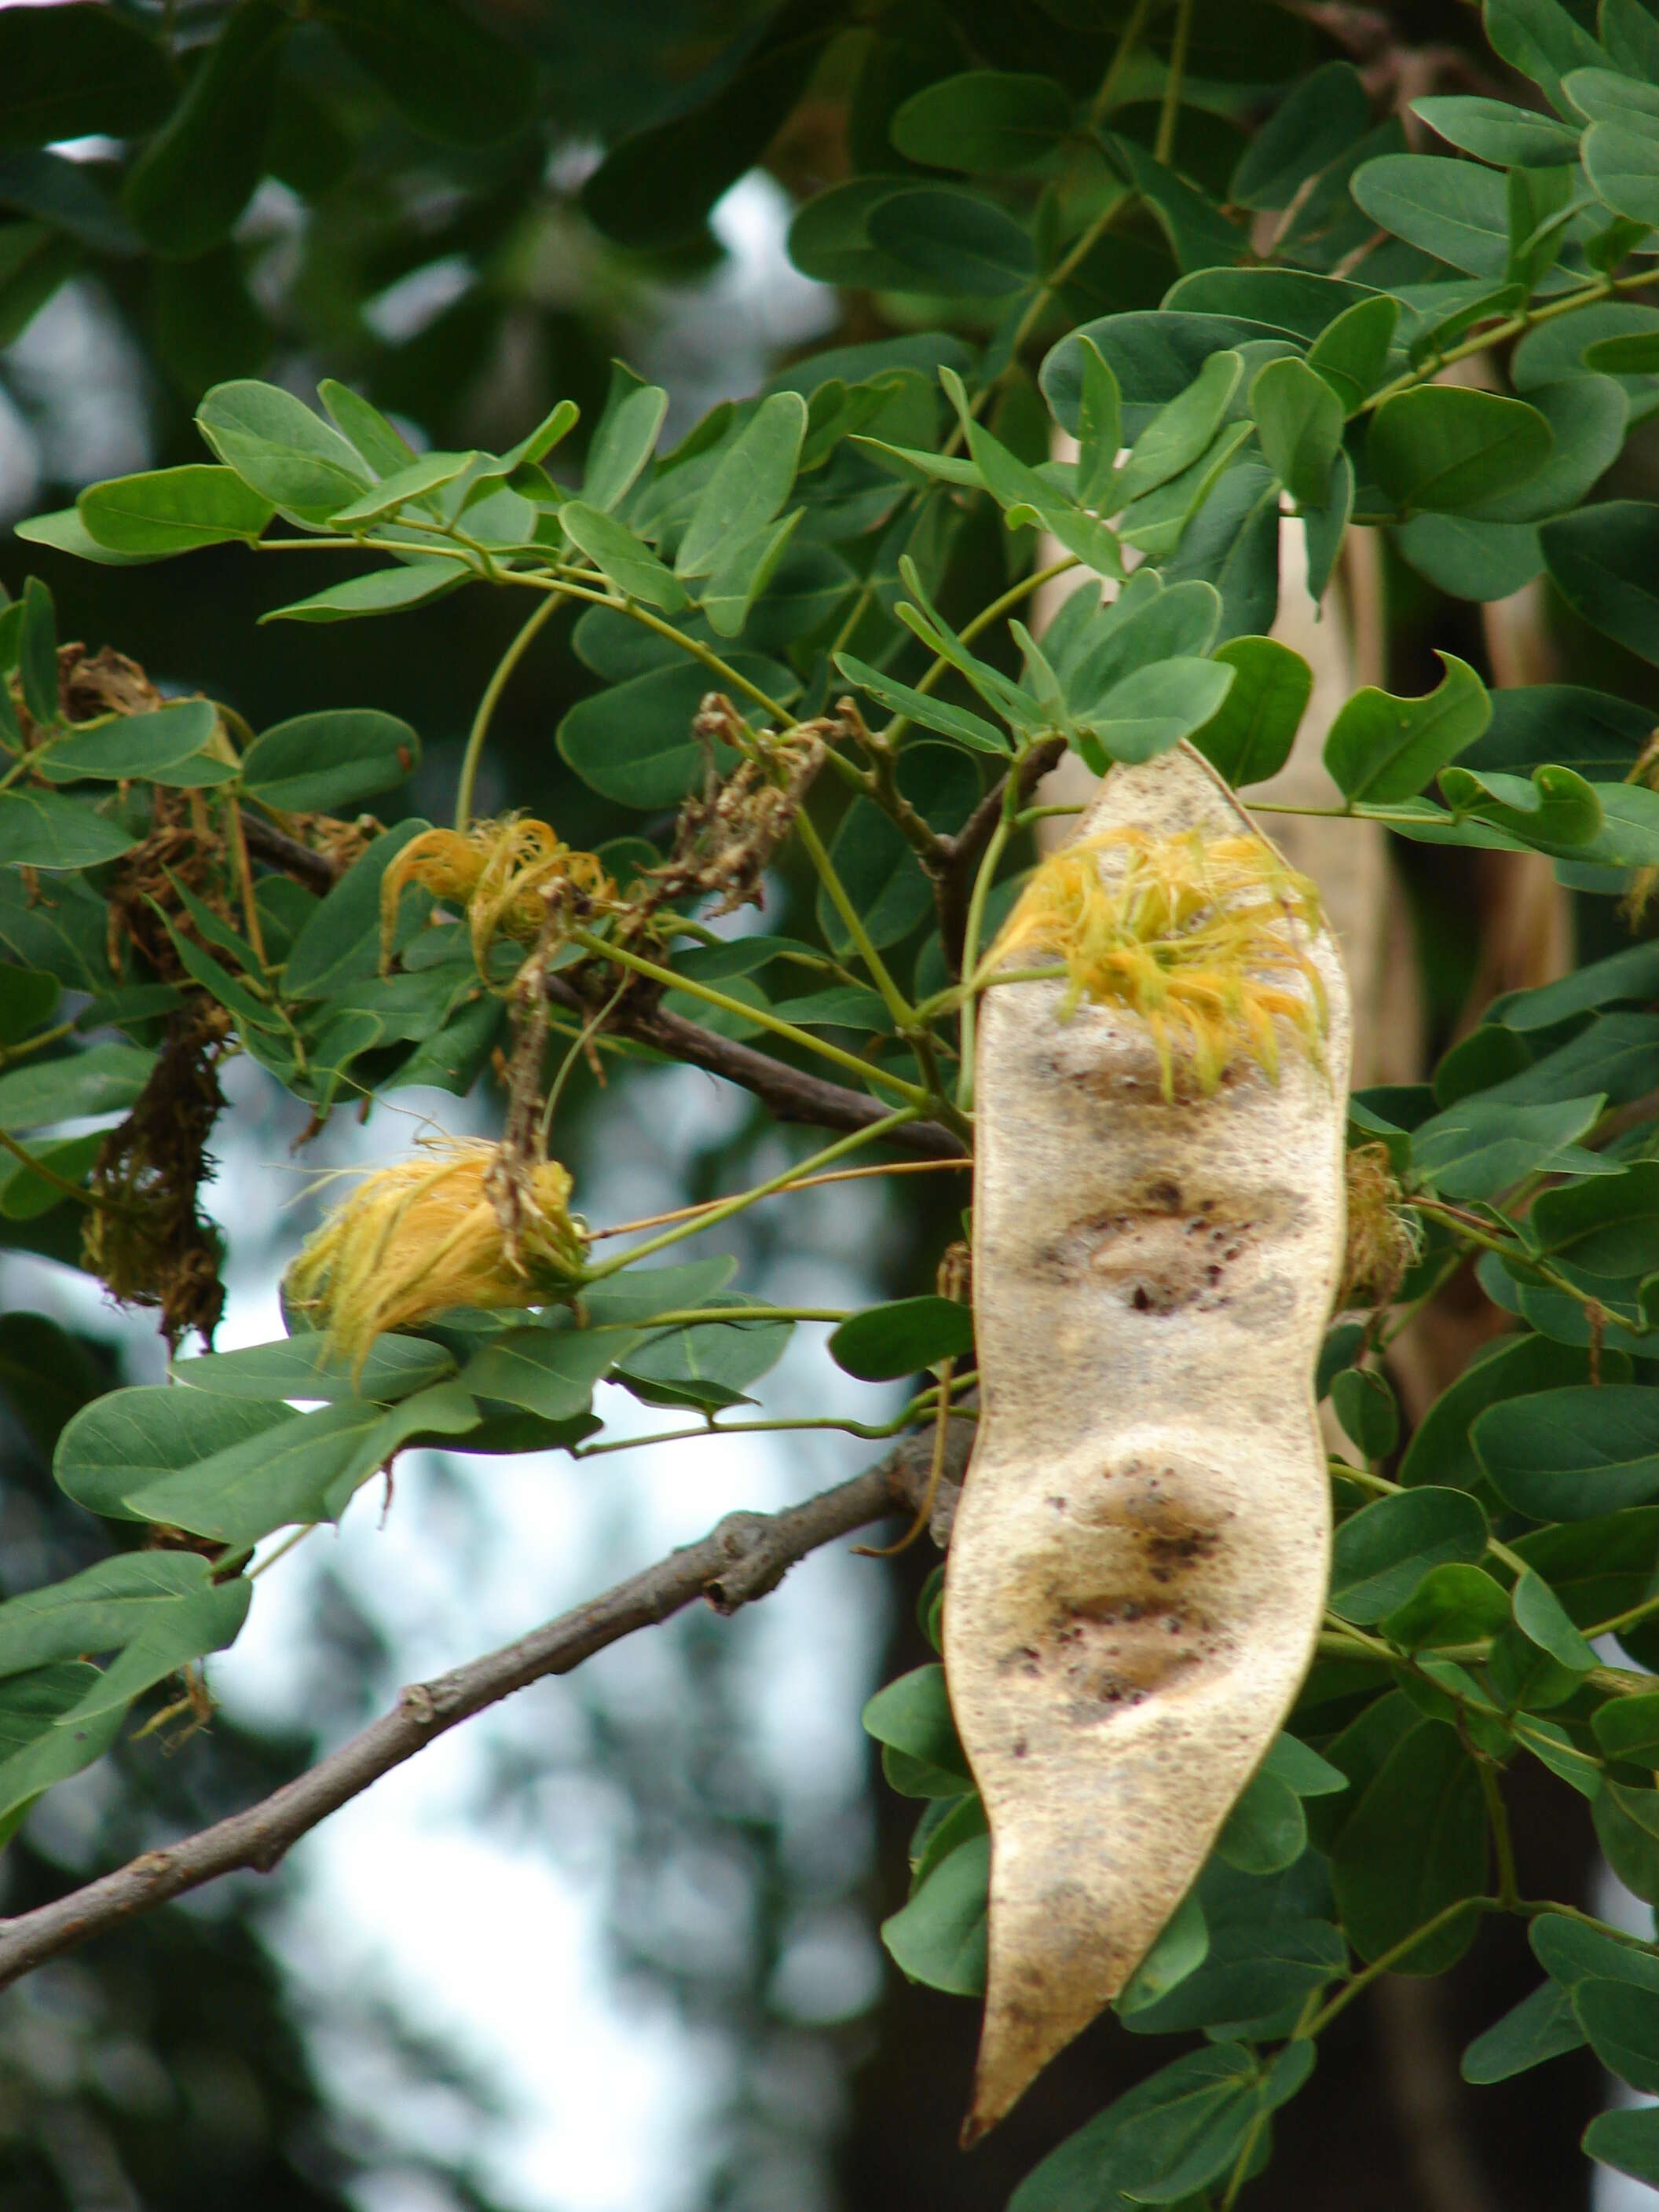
[380,816,615,972]
[992,826,1327,1099]
[284,1137,586,1370]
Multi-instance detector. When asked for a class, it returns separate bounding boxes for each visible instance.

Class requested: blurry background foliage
[7,2,1659,2210]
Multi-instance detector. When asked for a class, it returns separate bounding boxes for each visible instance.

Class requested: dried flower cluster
[993,826,1328,1098]
[380,816,616,972]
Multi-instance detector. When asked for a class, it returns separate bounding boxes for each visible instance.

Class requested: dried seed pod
[945,741,1350,2143]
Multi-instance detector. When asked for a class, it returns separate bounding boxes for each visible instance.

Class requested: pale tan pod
[944,739,1351,2144]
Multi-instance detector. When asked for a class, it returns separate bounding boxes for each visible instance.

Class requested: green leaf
[1475,1385,1659,1519]
[316,0,537,148]
[1461,1982,1588,2082]
[577,1258,738,1327]
[172,1334,454,1404]
[1115,2042,1310,2205]
[830,1297,973,1381]
[1113,350,1242,506]
[1368,387,1553,518]
[583,372,668,512]
[1393,513,1544,603]
[1465,375,1630,527]
[882,1832,989,1993]
[1104,134,1243,278]
[1214,1769,1306,1875]
[1413,94,1583,167]
[1382,1563,1513,1649]
[1073,334,1122,511]
[1115,1888,1210,2019]
[1401,1334,1605,1489]
[196,379,372,525]
[1604,0,1659,79]
[1324,652,1490,804]
[1437,763,1602,852]
[324,451,475,526]
[259,562,465,624]
[1584,119,1659,225]
[1251,356,1344,507]
[815,805,928,950]
[1541,500,1659,662]
[0,791,137,870]
[1160,460,1282,641]
[17,575,56,728]
[77,466,273,555]
[1121,1914,1345,2039]
[865,1662,972,1798]
[614,1298,792,1412]
[889,71,1070,172]
[831,653,1008,754]
[55,1386,294,1522]
[1576,1979,1659,2093]
[559,501,690,614]
[240,709,419,814]
[866,185,1035,295]
[1306,293,1401,412]
[1067,579,1222,711]
[1411,1094,1606,1202]
[1189,636,1312,787]
[701,509,804,639]
[1511,1567,1599,1670]
[0,1551,251,1729]
[1009,2046,1269,2212]
[675,394,808,580]
[123,0,289,259]
[283,819,430,999]
[1332,1721,1486,1969]
[1595,1692,1659,1762]
[1586,2106,1659,2188]
[0,3,174,148]
[0,1041,154,1132]
[1232,60,1372,209]
[1330,1486,1490,1622]
[458,1324,643,1423]
[1353,153,1509,276]
[34,701,218,785]
[317,382,417,478]
[1075,657,1235,771]
[558,657,793,811]
[1484,0,1608,113]
[0,1665,125,1829]
[1331,1366,1400,1459]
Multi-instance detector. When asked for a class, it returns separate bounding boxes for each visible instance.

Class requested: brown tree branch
[542,974,967,1159]
[0,1419,974,1994]
[238,815,965,1159]
[934,736,1068,976]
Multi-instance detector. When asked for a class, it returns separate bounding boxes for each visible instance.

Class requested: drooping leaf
[1324,653,1490,804]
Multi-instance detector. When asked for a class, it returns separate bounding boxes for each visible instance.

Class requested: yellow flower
[284,1137,586,1370]
[380,816,615,972]
[992,826,1327,1099]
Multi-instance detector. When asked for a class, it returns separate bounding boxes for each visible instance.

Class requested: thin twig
[0,1426,969,1993]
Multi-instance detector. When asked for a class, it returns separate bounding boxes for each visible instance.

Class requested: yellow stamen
[380,816,615,972]
[284,1137,585,1370]
[992,827,1327,1099]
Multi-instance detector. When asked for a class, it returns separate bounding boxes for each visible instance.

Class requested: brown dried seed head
[1341,1140,1420,1307]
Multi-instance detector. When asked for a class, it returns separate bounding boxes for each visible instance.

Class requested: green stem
[454,592,563,830]
[1301,1898,1499,2037]
[1479,1760,1520,1909]
[507,573,797,727]
[563,927,931,1106]
[790,808,918,1031]
[954,796,1020,1111]
[628,1306,848,1329]
[879,557,1079,749]
[1090,0,1154,123]
[1155,0,1192,164]
[0,1125,101,1209]
[0,1020,72,1068]
[1358,262,1659,416]
[573,1409,921,1457]
[583,1108,925,1279]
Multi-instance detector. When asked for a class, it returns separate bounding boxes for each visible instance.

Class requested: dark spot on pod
[1013,1735,1029,1759]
